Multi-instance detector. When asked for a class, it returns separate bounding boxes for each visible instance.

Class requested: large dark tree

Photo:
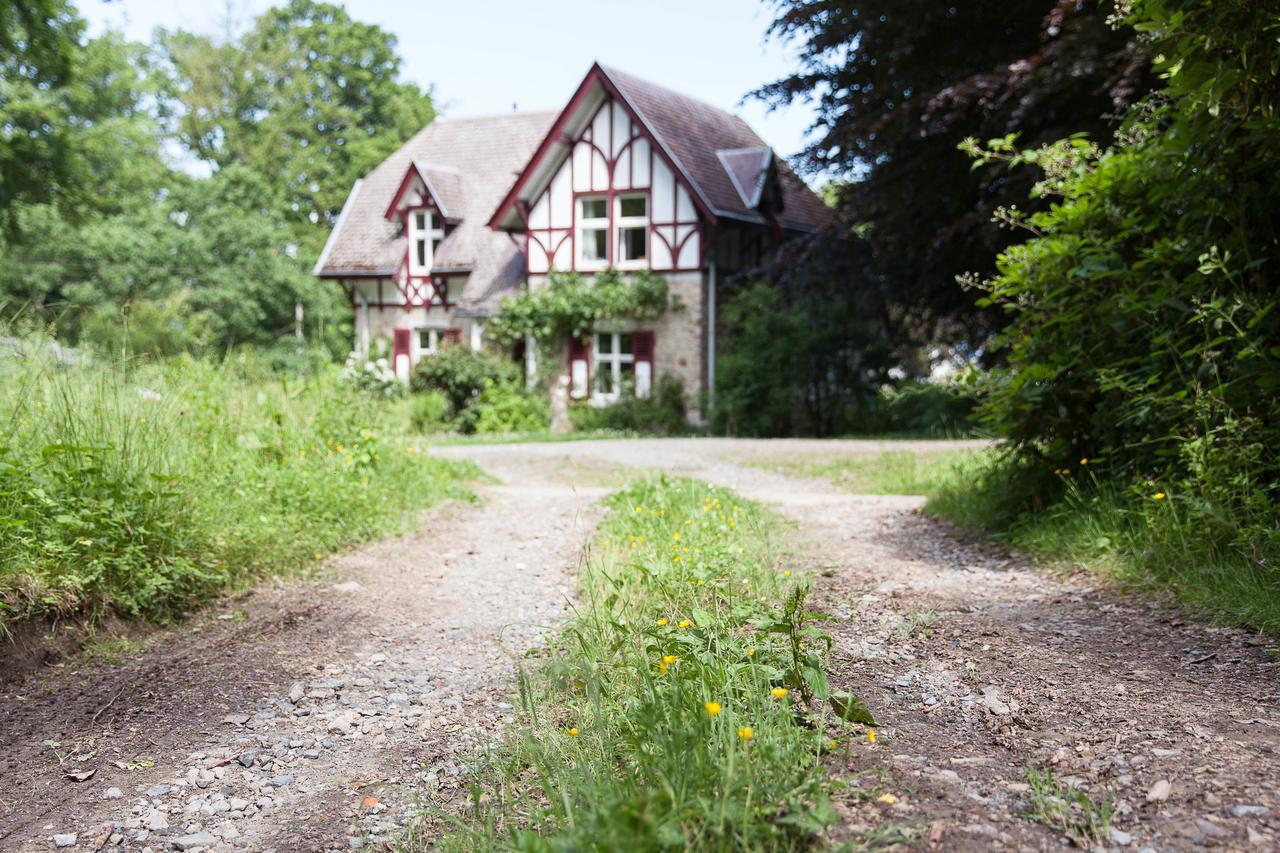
[756,0,1150,350]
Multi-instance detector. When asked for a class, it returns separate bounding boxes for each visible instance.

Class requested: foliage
[435,477,853,850]
[0,333,472,628]
[928,450,1280,634]
[755,0,1151,348]
[340,352,402,399]
[1023,766,1114,848]
[714,280,892,437]
[410,347,519,414]
[488,269,670,349]
[569,374,689,435]
[861,378,980,437]
[1,4,169,234]
[154,0,436,251]
[408,391,451,434]
[468,381,550,434]
[961,0,1280,574]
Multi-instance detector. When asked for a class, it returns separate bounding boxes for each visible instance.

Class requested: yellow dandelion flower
[656,618,669,627]
[1154,492,1166,500]
[1079,458,1088,465]
[867,728,876,744]
[876,793,897,805]
[662,655,679,665]
[736,726,753,741]
[567,727,579,736]
[827,739,838,750]
[783,570,792,577]
[747,647,755,657]
[678,619,691,628]
[704,701,722,717]
[673,532,681,540]
[771,687,789,700]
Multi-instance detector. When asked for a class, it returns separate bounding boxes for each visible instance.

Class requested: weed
[891,606,938,640]
[1023,765,1114,847]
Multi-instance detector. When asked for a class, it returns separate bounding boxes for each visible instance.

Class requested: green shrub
[408,390,451,434]
[409,347,519,414]
[340,352,402,399]
[0,336,473,628]
[569,373,689,435]
[468,381,549,434]
[860,377,980,436]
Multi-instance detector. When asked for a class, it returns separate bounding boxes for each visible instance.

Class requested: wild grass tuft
[1023,765,1114,847]
[928,451,1280,634]
[431,477,857,850]
[0,334,474,629]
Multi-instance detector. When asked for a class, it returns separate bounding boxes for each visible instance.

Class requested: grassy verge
[0,340,474,631]
[927,452,1280,634]
[749,449,976,496]
[428,476,873,850]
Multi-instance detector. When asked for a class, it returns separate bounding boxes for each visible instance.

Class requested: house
[313,62,832,420]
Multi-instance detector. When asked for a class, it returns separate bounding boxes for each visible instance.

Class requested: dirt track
[2,438,1278,851]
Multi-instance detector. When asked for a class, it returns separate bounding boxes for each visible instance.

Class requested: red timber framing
[489,64,711,275]
[342,274,449,312]
[380,162,452,311]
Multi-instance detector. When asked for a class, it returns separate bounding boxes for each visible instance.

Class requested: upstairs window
[616,194,648,266]
[409,209,444,274]
[577,196,609,268]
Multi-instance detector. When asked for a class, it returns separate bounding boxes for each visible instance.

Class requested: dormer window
[409,209,443,274]
[577,196,609,268]
[615,194,648,267]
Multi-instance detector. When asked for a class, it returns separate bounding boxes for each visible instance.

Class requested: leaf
[829,691,877,725]
[65,768,96,782]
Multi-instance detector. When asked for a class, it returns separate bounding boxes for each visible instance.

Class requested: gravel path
[1,457,604,852]
[4,437,1278,852]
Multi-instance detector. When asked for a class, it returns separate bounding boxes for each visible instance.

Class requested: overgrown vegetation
[0,335,473,629]
[432,477,876,849]
[939,0,1280,625]
[570,374,690,436]
[407,347,548,434]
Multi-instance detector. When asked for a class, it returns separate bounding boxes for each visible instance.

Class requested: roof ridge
[432,109,561,123]
[598,63,751,125]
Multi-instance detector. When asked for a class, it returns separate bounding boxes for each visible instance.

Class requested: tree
[156,0,436,251]
[756,0,1150,350]
[1,4,165,234]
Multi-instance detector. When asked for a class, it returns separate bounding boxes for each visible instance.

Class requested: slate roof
[314,111,557,313]
[590,65,831,232]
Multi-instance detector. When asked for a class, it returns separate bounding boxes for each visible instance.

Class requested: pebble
[1110,827,1133,846]
[103,787,124,800]
[267,775,294,787]
[146,784,172,797]
[53,834,77,848]
[172,831,219,849]
[1230,804,1269,817]
[143,810,169,830]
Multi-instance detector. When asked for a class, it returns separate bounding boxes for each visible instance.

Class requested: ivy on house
[487,268,670,350]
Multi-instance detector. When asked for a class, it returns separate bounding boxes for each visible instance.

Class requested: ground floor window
[593,332,634,399]
[418,328,439,356]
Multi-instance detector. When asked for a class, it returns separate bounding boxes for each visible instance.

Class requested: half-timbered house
[314,63,831,420]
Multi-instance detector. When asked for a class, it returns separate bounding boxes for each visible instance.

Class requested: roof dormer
[384,160,464,223]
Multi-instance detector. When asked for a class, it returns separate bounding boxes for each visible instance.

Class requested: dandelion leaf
[829,691,877,725]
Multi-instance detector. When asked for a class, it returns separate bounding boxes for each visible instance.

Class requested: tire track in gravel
[1,458,605,852]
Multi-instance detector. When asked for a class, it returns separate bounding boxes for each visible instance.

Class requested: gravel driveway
[3,437,1277,851]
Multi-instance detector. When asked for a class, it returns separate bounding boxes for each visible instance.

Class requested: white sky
[81,0,820,162]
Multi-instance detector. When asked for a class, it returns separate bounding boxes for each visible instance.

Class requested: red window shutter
[442,328,462,346]
[568,336,590,399]
[633,330,654,399]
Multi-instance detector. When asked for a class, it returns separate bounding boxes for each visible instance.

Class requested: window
[417,327,439,356]
[577,196,609,267]
[616,194,648,266]
[409,209,444,274]
[593,332,634,399]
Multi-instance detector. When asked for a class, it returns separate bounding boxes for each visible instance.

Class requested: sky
[81,0,821,161]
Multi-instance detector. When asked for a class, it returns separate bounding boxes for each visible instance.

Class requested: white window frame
[615,193,649,269]
[576,195,610,270]
[408,208,444,275]
[592,331,635,403]
[414,325,445,361]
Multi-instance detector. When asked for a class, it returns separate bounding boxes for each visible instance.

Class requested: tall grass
[0,337,474,629]
[928,453,1280,633]
[430,477,855,850]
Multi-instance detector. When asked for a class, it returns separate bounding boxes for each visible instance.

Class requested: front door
[392,328,412,382]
